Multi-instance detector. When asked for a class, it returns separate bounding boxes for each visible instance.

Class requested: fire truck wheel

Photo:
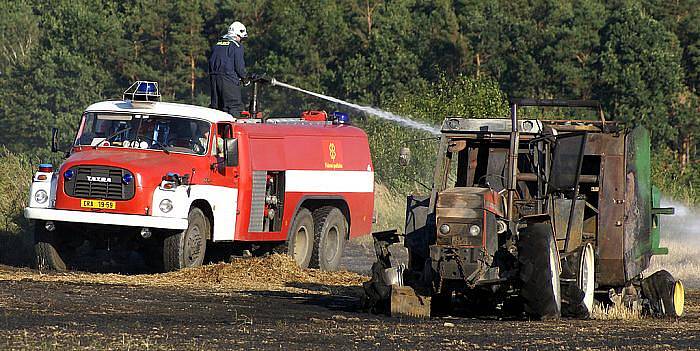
[311,207,347,272]
[517,223,561,320]
[287,208,315,268]
[163,207,209,271]
[33,222,68,271]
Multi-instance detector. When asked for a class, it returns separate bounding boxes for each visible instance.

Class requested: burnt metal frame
[430,99,605,248]
[549,132,588,252]
[508,99,601,247]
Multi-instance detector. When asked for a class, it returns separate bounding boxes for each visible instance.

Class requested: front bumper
[24,207,188,230]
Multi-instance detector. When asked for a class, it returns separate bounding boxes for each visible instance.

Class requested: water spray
[270,78,441,135]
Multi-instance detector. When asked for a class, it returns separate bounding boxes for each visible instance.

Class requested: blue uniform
[208,38,246,115]
[208,38,246,80]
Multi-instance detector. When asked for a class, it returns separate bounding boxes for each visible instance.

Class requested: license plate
[80,199,116,210]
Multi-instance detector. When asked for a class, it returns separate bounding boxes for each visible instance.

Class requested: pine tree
[594,3,685,145]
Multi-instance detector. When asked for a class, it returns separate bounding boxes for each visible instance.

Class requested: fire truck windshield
[75,113,211,155]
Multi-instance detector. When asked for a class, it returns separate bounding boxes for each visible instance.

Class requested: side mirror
[51,128,60,153]
[224,138,239,167]
[399,147,411,166]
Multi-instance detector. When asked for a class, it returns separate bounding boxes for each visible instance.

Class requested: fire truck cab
[25,82,374,272]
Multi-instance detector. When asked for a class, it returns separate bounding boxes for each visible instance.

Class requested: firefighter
[208,21,248,116]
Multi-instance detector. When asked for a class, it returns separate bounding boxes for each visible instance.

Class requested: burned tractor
[364,99,683,319]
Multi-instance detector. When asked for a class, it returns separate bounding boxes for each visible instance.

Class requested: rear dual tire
[287,208,315,268]
[311,206,347,272]
[287,206,347,271]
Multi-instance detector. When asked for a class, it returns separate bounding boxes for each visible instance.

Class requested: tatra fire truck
[25,81,374,272]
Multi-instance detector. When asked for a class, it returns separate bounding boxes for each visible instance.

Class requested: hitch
[362,230,432,318]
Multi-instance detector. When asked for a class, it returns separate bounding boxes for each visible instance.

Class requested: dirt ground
[0,241,697,350]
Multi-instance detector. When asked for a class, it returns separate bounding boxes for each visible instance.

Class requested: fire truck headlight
[34,190,48,204]
[469,224,481,236]
[63,169,74,180]
[159,199,173,213]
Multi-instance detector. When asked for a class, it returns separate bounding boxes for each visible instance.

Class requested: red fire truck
[24,81,374,272]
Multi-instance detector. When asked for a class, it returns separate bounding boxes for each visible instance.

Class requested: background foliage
[0,0,699,203]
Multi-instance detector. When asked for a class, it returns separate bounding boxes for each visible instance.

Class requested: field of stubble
[0,202,698,350]
[0,238,697,350]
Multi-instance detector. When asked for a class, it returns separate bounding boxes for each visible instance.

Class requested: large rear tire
[286,208,315,268]
[163,207,209,271]
[311,206,347,272]
[518,223,561,319]
[33,222,68,271]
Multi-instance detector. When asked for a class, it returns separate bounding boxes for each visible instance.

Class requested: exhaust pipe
[45,221,56,232]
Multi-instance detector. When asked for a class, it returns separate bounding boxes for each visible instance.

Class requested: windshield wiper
[94,127,132,149]
[139,136,171,154]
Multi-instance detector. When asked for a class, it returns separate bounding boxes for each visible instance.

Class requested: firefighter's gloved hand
[248,73,262,82]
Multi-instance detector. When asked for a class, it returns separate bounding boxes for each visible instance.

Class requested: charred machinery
[364,99,683,319]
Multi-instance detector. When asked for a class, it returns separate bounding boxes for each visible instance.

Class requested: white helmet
[228,21,247,39]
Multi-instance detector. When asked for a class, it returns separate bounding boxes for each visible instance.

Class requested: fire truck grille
[64,166,135,200]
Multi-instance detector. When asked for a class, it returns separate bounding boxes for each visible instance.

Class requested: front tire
[33,222,67,271]
[518,223,562,319]
[163,207,209,271]
[311,207,347,272]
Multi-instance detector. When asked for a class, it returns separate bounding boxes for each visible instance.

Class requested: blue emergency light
[136,82,157,94]
[123,81,161,103]
[332,111,350,125]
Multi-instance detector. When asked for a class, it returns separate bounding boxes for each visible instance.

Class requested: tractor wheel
[163,207,209,271]
[33,221,68,271]
[561,243,596,318]
[286,207,315,269]
[578,243,596,314]
[641,270,684,318]
[518,223,561,319]
[311,206,347,272]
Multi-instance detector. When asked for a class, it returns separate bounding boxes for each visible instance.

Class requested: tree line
[0,0,698,183]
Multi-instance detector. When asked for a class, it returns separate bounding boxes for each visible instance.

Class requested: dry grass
[590,302,642,320]
[373,182,406,234]
[0,254,368,296]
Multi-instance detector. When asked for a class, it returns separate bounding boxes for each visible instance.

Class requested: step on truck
[364,99,683,319]
[25,81,374,272]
